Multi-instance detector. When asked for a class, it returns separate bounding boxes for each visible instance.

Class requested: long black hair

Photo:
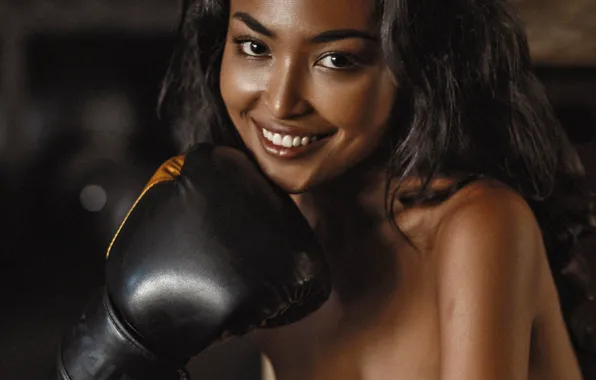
[159,0,596,373]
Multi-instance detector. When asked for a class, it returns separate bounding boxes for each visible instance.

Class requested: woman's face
[220,0,396,193]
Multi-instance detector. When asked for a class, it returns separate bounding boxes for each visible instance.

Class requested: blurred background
[0,0,594,379]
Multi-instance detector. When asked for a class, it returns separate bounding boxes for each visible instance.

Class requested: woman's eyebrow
[232,12,274,38]
[232,12,377,43]
[309,30,377,44]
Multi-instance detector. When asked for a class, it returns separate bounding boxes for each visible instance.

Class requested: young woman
[159,0,596,378]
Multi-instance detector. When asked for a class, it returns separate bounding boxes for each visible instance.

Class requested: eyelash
[231,36,363,70]
[232,37,271,58]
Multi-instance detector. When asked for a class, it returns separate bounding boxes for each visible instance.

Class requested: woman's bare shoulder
[434,177,543,262]
[421,178,584,380]
[392,177,536,249]
[432,177,545,313]
[429,177,534,231]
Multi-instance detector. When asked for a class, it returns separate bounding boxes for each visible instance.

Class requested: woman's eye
[238,40,270,57]
[317,54,358,70]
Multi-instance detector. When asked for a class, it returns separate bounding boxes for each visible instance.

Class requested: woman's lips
[250,118,335,159]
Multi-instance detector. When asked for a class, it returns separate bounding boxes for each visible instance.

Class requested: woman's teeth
[262,128,319,148]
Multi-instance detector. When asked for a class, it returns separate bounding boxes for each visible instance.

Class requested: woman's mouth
[251,119,336,159]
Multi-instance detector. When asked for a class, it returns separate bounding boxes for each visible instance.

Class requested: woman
[159,0,595,378]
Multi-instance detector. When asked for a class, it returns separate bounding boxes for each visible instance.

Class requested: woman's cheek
[310,71,395,135]
[220,49,266,114]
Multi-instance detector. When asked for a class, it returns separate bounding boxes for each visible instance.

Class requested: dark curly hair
[158,0,596,374]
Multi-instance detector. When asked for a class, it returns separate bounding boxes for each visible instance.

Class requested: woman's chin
[256,166,322,194]
[267,175,314,195]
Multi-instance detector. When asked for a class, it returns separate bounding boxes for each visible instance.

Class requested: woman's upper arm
[435,188,543,380]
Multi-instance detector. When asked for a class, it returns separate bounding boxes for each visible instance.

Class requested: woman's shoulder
[430,177,545,306]
[394,176,545,274]
[433,176,542,253]
[392,176,536,241]
[436,176,537,233]
[438,176,529,216]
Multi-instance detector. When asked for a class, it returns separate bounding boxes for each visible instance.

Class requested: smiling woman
[156,0,596,379]
[218,2,395,192]
[55,0,596,379]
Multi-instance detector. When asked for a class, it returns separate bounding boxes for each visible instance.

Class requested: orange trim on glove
[106,156,185,258]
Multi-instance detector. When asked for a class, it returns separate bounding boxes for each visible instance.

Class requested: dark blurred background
[0,1,594,380]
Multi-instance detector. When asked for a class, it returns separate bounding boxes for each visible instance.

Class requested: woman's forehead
[228,0,377,31]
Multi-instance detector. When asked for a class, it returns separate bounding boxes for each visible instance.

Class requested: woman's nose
[264,58,312,119]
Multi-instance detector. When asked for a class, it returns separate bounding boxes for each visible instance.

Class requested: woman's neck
[292,163,473,231]
[290,163,390,233]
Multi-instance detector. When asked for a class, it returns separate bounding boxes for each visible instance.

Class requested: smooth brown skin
[219,0,583,379]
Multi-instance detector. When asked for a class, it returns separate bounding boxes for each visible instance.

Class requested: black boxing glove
[55,144,331,380]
